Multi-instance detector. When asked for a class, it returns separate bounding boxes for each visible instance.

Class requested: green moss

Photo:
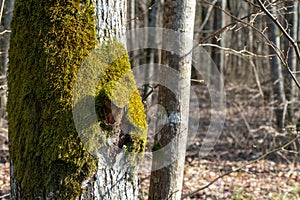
[8,0,97,198]
[74,40,148,155]
[8,1,147,198]
[96,41,147,154]
[152,142,162,151]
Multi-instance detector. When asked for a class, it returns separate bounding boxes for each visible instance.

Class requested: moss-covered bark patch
[9,1,148,198]
[73,40,148,156]
[8,0,97,198]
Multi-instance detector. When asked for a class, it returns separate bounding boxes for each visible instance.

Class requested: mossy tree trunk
[79,1,147,199]
[8,0,146,199]
[148,0,196,199]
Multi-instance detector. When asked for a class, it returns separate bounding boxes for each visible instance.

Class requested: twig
[0,30,11,35]
[190,79,204,84]
[243,0,260,8]
[198,0,218,32]
[203,0,300,90]
[142,84,159,102]
[199,43,274,58]
[255,0,300,88]
[0,193,10,199]
[233,102,252,133]
[0,0,5,25]
[181,133,300,199]
[126,1,157,23]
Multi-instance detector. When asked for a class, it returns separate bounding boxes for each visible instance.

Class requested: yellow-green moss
[74,39,148,155]
[96,41,147,153]
[8,0,97,198]
[8,1,147,198]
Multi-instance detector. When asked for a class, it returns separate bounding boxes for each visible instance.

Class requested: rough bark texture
[8,0,146,199]
[148,0,196,199]
[94,0,126,44]
[78,1,147,199]
[8,1,97,199]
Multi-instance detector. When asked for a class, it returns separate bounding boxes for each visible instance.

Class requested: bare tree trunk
[284,1,298,124]
[268,1,286,129]
[128,0,140,68]
[220,0,226,105]
[148,0,196,199]
[0,0,14,118]
[144,0,158,103]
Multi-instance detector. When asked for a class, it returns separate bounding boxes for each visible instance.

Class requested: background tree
[148,0,196,199]
[284,0,298,124]
[0,0,14,120]
[267,0,286,129]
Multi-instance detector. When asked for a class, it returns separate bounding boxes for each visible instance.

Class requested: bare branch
[198,0,218,32]
[200,43,275,58]
[126,1,157,24]
[0,193,10,199]
[199,12,255,44]
[0,0,6,24]
[255,0,300,90]
[203,0,300,90]
[256,0,300,63]
[0,29,11,35]
[182,133,300,199]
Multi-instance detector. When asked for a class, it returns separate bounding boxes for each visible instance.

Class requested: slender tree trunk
[144,0,158,103]
[128,0,139,68]
[191,0,202,81]
[148,0,196,199]
[220,0,226,105]
[0,0,14,117]
[284,1,298,124]
[268,1,286,129]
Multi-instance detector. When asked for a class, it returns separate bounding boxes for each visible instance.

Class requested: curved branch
[182,133,300,199]
[256,0,300,88]
[203,0,300,90]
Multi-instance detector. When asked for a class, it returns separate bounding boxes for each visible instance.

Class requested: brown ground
[1,83,300,199]
[0,119,9,199]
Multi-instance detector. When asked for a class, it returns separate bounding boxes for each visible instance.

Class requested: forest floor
[1,83,300,199]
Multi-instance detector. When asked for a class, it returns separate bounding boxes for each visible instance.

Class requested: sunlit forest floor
[1,83,300,199]
[0,118,9,198]
[139,82,300,200]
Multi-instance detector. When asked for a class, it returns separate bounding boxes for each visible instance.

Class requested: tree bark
[8,0,146,199]
[80,2,143,198]
[144,0,158,103]
[148,0,196,199]
[268,1,286,129]
[0,0,14,117]
[284,1,298,124]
